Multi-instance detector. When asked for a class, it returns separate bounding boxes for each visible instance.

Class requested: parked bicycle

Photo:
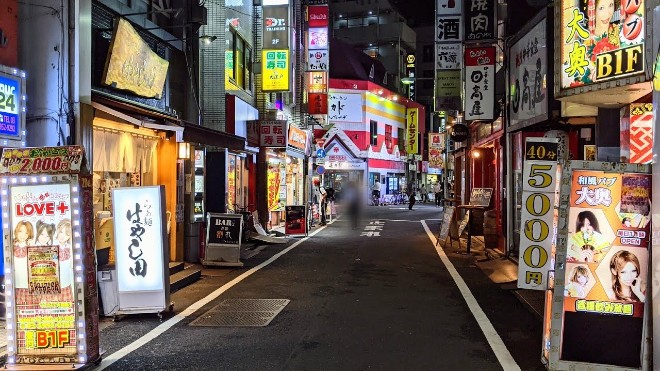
[230,204,256,242]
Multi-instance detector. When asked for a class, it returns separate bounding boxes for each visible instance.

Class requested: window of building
[422,70,434,89]
[385,124,392,150]
[423,45,433,63]
[398,128,405,151]
[227,27,253,92]
[370,120,378,146]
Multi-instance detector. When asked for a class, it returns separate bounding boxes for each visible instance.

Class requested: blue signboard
[0,74,20,138]
[316,165,325,175]
[316,149,326,158]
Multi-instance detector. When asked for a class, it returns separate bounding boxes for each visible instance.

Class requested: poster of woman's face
[595,246,648,303]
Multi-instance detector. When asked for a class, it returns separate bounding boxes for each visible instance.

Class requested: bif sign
[595,45,644,81]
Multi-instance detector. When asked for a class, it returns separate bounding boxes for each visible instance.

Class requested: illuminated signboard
[559,0,644,89]
[287,125,308,151]
[0,71,23,140]
[103,18,170,99]
[549,163,651,369]
[263,5,289,48]
[517,138,560,290]
[406,108,419,154]
[112,186,166,294]
[308,27,328,50]
[428,133,444,168]
[308,5,328,27]
[9,183,77,359]
[0,146,84,174]
[262,50,290,92]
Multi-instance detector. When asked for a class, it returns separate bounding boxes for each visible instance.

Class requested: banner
[428,133,444,168]
[262,50,290,92]
[0,146,84,175]
[559,0,645,89]
[517,138,560,290]
[464,0,495,41]
[464,46,496,121]
[406,108,419,154]
[509,18,548,127]
[628,103,653,164]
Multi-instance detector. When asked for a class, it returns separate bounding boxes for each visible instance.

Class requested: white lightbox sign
[112,186,166,293]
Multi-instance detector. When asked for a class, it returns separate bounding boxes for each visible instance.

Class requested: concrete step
[170,265,202,293]
[169,261,185,276]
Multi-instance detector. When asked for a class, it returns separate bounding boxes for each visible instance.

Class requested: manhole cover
[189,299,290,327]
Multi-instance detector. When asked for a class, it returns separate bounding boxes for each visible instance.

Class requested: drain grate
[189,299,290,327]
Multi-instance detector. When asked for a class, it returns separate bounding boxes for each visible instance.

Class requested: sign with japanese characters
[559,0,645,89]
[436,43,462,70]
[307,71,327,92]
[308,27,328,50]
[259,120,287,147]
[1,146,84,175]
[9,183,77,357]
[464,0,496,41]
[553,167,650,368]
[406,108,419,154]
[307,5,328,27]
[112,186,166,293]
[464,46,496,121]
[207,214,242,246]
[103,18,169,99]
[262,50,289,92]
[436,0,462,15]
[307,50,329,71]
[436,15,463,42]
[287,125,308,152]
[0,71,24,140]
[308,93,328,114]
[517,138,560,291]
[428,133,444,168]
[628,103,653,164]
[329,93,362,122]
[263,5,289,49]
[509,18,548,127]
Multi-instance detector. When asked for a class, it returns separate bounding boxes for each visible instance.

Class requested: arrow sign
[316,149,326,158]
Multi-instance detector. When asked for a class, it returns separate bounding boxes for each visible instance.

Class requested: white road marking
[420,220,521,371]
[94,220,336,370]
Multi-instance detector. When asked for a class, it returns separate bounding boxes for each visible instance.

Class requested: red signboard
[285,205,306,236]
[308,93,328,114]
[308,5,328,27]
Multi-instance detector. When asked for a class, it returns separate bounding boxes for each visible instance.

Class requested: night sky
[390,0,435,27]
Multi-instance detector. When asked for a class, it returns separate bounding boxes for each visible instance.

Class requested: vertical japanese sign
[628,103,653,164]
[464,0,496,41]
[10,183,77,358]
[307,50,329,71]
[112,187,166,293]
[263,5,289,49]
[307,5,328,27]
[406,108,419,154]
[509,18,548,127]
[559,0,645,89]
[436,15,463,42]
[428,133,444,168]
[259,120,287,147]
[517,138,560,290]
[308,93,328,114]
[308,27,328,49]
[556,168,650,368]
[464,46,495,121]
[436,43,462,70]
[262,50,290,92]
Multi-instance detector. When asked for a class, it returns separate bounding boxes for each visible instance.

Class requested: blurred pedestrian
[343,181,362,229]
[433,182,443,208]
[313,178,328,226]
[420,184,428,203]
[407,181,416,211]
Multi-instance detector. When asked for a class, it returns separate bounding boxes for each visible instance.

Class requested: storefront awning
[91,100,184,141]
[181,122,245,152]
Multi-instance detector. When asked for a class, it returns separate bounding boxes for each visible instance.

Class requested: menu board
[438,206,456,242]
[559,170,650,368]
[469,188,493,207]
[285,205,306,236]
[207,214,243,246]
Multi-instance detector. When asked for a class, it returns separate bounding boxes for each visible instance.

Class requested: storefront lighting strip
[69,178,88,363]
[1,176,16,363]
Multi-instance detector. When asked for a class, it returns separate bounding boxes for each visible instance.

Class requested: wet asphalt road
[93,204,543,371]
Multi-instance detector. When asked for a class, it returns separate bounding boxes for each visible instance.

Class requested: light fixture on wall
[178,142,191,159]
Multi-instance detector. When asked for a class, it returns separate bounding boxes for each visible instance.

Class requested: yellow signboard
[559,0,645,89]
[262,50,290,92]
[103,18,170,99]
[406,108,418,154]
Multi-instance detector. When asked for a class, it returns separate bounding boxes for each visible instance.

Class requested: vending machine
[0,146,100,367]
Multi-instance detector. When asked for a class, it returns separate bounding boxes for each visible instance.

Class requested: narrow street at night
[93,205,542,371]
